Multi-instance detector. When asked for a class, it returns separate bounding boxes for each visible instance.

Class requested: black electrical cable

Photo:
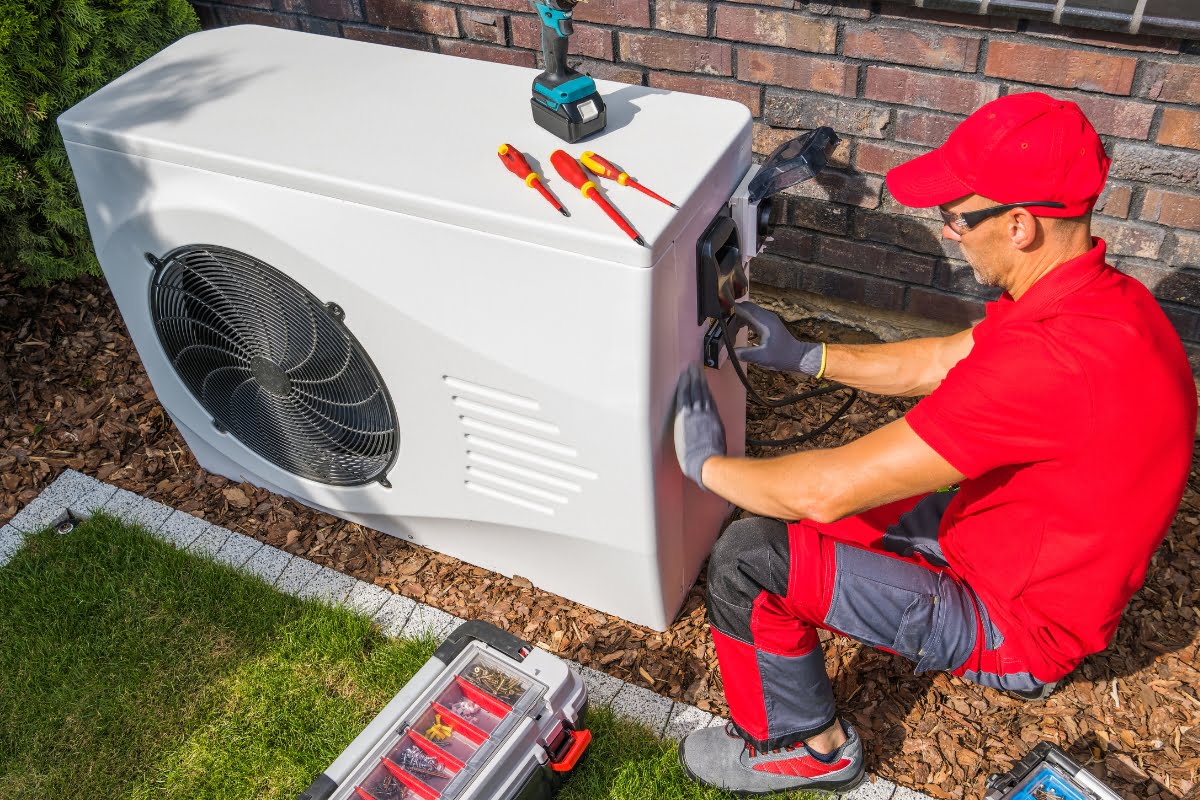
[717,313,858,448]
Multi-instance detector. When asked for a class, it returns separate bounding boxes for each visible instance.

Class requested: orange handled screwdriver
[550,150,645,247]
[498,144,568,216]
[580,151,678,209]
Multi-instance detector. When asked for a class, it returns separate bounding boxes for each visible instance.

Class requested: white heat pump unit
[59,24,788,630]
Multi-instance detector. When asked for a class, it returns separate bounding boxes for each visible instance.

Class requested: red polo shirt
[906,240,1196,681]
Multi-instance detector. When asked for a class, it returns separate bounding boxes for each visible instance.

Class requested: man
[672,91,1197,796]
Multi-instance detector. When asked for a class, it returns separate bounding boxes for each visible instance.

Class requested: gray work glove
[672,363,726,490]
[732,302,826,376]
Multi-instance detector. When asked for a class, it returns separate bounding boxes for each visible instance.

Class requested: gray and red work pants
[707,491,1052,751]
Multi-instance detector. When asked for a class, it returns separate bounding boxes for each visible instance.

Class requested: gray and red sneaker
[678,721,865,796]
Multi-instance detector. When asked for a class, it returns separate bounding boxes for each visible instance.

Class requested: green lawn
[0,514,799,800]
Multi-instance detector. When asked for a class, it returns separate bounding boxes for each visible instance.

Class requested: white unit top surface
[59,25,753,268]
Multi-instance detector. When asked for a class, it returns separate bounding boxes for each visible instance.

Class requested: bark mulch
[2,269,1197,800]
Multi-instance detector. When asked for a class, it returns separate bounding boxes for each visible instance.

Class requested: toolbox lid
[58,25,752,269]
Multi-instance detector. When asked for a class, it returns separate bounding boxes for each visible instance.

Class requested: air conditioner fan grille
[149,245,397,486]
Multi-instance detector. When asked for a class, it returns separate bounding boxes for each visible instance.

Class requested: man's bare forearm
[822,328,975,396]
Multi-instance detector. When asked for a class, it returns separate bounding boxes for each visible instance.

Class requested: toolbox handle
[435,620,532,664]
[548,728,592,773]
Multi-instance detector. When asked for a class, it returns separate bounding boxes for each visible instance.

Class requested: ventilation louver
[149,245,397,486]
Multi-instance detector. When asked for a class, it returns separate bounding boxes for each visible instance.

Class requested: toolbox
[298,621,590,800]
[985,742,1122,800]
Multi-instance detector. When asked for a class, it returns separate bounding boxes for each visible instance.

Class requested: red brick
[1158,108,1200,151]
[578,60,643,84]
[467,0,525,11]
[879,5,1019,31]
[226,0,271,9]
[843,24,980,72]
[194,3,219,27]
[803,0,870,20]
[717,0,790,9]
[513,20,610,59]
[855,141,923,176]
[752,255,908,311]
[894,109,962,148]
[650,72,760,115]
[984,41,1136,96]
[854,211,955,259]
[738,50,856,97]
[1141,189,1200,233]
[343,24,433,49]
[767,227,816,261]
[864,66,997,116]
[1143,62,1200,104]
[440,39,535,67]
[1090,218,1166,260]
[217,7,299,26]
[783,170,883,209]
[906,287,985,327]
[1023,21,1181,54]
[575,0,649,28]
[785,195,851,235]
[618,32,731,75]
[1172,231,1200,269]
[1095,183,1133,219]
[816,236,936,284]
[1109,141,1200,188]
[307,0,360,19]
[996,88,1153,140]
[510,16,540,50]
[753,123,849,165]
[365,0,459,35]
[714,8,836,53]
[764,92,889,138]
[462,10,505,44]
[654,0,707,37]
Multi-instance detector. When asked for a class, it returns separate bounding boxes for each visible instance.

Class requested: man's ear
[1007,208,1038,250]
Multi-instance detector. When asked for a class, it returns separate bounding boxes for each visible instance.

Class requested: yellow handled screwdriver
[580,151,678,209]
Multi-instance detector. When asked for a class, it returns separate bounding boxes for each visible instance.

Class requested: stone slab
[186,523,232,559]
[275,556,323,595]
[211,531,266,569]
[0,525,26,567]
[663,702,715,741]
[295,565,358,606]
[157,511,215,551]
[100,488,174,532]
[344,581,394,619]
[241,545,293,586]
[401,603,463,640]
[373,594,418,638]
[609,683,674,737]
[573,664,625,707]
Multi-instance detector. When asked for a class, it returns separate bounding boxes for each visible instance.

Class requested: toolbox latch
[547,728,592,772]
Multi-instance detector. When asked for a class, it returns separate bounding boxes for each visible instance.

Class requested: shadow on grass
[0,514,810,800]
[0,513,434,800]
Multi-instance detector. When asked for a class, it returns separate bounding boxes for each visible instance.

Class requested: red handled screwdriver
[498,144,568,216]
[550,150,646,247]
[581,151,678,209]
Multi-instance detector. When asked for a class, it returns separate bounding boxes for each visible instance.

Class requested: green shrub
[0,0,199,284]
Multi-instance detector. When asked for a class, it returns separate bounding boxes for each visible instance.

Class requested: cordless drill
[530,0,606,143]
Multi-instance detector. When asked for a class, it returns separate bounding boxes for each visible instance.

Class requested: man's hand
[733,302,825,376]
[672,363,726,489]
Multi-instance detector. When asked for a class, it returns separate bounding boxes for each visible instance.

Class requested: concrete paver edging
[0,470,932,800]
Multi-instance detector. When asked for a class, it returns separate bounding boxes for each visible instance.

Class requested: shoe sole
[677,736,867,797]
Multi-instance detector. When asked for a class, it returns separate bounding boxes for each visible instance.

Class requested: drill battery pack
[298,621,590,800]
[985,742,1122,800]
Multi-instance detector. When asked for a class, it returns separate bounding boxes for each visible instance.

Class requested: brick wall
[190,0,1200,351]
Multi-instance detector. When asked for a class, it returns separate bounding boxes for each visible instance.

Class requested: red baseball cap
[886,92,1111,218]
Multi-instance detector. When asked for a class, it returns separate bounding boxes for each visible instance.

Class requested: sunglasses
[938,201,1067,233]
